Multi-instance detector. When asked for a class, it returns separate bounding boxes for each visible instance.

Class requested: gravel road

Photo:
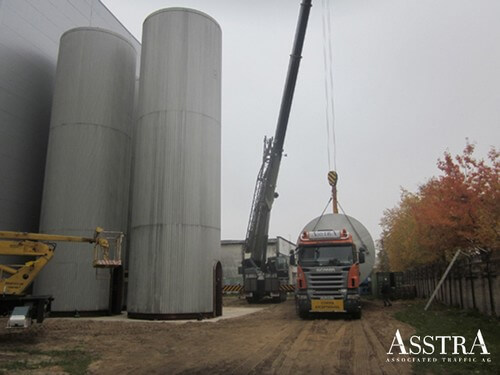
[0,298,415,374]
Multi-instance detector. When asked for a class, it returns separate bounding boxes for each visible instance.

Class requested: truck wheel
[246,294,262,304]
[280,292,287,302]
[298,310,309,319]
[296,303,309,319]
[352,310,362,319]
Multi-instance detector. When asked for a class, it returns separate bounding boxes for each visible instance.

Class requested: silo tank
[300,214,375,282]
[34,27,137,312]
[127,8,222,319]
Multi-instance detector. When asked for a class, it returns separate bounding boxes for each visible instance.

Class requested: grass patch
[0,348,92,375]
[394,301,499,374]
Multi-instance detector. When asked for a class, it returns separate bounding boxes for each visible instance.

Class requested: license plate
[311,299,344,312]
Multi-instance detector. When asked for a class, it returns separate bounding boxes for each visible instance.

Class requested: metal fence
[403,253,500,316]
[372,272,416,300]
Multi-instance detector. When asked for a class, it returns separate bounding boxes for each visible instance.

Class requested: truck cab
[294,229,365,319]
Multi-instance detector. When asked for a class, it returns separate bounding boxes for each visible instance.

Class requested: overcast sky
[101,0,500,244]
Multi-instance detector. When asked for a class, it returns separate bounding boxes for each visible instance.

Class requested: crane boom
[241,0,311,303]
[244,0,312,266]
[0,229,99,244]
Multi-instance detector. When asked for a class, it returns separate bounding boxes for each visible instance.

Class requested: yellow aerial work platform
[0,227,123,327]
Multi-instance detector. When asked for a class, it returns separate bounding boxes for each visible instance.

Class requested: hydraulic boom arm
[0,227,123,296]
[244,0,312,266]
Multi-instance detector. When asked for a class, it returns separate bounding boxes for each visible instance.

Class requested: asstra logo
[386,329,491,364]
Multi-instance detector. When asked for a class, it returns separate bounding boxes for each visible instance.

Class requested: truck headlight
[347,294,359,300]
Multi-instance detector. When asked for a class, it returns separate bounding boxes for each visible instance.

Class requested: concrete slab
[53,306,264,324]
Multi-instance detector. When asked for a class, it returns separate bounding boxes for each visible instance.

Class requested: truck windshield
[299,245,354,266]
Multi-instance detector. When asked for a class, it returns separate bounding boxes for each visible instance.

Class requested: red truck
[293,229,366,319]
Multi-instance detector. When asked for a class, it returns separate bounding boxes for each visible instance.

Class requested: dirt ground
[0,298,416,375]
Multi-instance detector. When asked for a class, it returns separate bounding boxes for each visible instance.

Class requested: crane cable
[311,197,369,254]
[320,4,369,254]
[312,196,333,231]
[321,0,337,172]
[338,200,370,253]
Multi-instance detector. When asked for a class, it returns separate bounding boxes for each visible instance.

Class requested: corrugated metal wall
[221,242,245,285]
[33,27,137,312]
[0,0,140,234]
[127,8,222,318]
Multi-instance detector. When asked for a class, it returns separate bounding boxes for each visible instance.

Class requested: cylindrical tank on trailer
[127,8,222,319]
[34,27,137,312]
[300,214,375,282]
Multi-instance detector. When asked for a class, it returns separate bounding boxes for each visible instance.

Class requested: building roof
[221,238,279,245]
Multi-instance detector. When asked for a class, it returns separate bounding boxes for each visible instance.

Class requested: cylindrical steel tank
[127,8,222,319]
[34,27,137,312]
[300,214,375,282]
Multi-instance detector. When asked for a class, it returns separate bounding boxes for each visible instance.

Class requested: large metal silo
[34,27,137,312]
[127,8,222,319]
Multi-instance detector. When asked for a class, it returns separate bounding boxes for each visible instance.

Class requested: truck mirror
[359,252,365,264]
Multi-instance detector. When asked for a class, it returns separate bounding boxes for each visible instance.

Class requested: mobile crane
[0,227,122,327]
[241,0,312,303]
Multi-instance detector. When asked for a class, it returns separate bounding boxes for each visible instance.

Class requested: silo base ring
[127,311,215,320]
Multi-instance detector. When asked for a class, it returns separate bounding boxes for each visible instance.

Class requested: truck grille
[307,272,345,298]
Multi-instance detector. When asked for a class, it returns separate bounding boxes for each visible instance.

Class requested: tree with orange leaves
[379,142,499,271]
[380,190,439,271]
